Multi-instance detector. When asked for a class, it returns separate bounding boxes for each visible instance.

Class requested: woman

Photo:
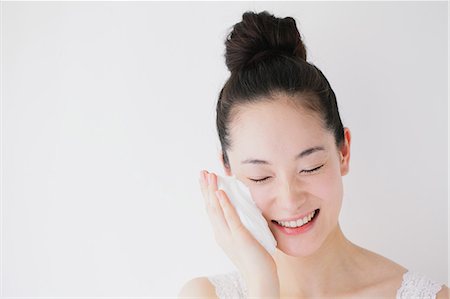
[179,10,448,299]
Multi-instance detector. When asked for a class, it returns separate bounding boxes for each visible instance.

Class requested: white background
[1,1,448,297]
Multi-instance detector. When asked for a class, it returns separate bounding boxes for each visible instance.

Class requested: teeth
[277,210,317,228]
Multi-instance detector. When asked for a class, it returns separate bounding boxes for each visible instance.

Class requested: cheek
[311,170,343,204]
[315,168,344,219]
[249,188,271,211]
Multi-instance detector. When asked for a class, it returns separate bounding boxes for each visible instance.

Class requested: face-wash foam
[216,174,277,254]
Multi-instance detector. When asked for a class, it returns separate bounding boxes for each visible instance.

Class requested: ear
[339,127,351,176]
[218,150,233,177]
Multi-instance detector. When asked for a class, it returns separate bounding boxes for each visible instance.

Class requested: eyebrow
[241,146,326,165]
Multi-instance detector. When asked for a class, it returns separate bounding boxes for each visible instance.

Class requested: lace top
[396,271,444,299]
[207,270,444,299]
[207,271,248,299]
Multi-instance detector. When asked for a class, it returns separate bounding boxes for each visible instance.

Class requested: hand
[199,170,280,297]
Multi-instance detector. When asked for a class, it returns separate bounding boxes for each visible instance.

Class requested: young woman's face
[224,95,350,257]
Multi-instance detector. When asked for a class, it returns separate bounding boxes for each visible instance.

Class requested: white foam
[216,174,277,255]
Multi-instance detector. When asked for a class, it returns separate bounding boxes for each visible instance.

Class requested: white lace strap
[207,271,248,299]
[396,271,443,299]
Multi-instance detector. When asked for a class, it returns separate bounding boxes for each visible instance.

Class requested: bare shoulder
[354,245,448,298]
[436,284,449,299]
[178,276,218,299]
[355,244,408,280]
[344,243,408,297]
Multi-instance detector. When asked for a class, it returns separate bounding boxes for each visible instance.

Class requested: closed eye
[301,164,324,174]
[250,164,325,184]
[249,177,271,184]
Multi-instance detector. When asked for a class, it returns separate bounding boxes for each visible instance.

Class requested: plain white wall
[1,1,447,297]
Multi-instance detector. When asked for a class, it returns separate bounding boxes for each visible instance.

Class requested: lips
[271,209,320,224]
[272,209,320,235]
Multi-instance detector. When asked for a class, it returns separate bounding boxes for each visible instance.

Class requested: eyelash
[250,164,324,184]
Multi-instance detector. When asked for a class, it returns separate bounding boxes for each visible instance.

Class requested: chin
[276,240,322,257]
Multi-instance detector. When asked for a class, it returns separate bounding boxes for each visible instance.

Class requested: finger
[199,171,230,243]
[198,170,214,218]
[207,173,231,235]
[199,170,209,208]
[216,189,246,233]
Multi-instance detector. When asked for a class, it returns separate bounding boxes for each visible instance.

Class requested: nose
[277,175,306,211]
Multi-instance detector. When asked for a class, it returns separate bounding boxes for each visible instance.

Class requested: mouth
[271,209,320,234]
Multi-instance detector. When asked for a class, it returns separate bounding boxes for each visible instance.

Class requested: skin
[215,92,421,298]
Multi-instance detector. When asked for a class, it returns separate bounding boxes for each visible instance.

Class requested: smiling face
[222,93,350,257]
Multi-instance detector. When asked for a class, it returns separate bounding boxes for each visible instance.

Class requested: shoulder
[345,244,407,297]
[178,276,218,298]
[354,245,408,286]
[179,271,247,299]
[436,284,449,299]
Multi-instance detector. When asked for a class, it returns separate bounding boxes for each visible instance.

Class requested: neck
[274,222,363,297]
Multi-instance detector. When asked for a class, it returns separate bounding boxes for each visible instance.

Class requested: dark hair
[216,10,345,169]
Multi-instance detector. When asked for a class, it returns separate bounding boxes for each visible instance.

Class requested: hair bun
[225,11,307,73]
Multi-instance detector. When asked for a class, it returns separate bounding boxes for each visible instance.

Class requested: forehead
[228,96,331,156]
